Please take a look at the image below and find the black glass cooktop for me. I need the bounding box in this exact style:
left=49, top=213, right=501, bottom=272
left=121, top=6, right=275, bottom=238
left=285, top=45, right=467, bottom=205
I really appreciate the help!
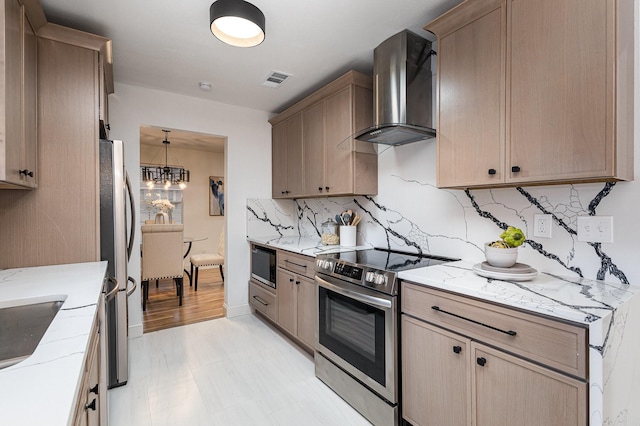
left=327, top=248, right=457, bottom=272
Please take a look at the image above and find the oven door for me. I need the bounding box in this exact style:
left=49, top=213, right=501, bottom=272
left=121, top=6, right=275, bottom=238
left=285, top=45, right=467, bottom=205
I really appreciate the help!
left=315, top=273, right=397, bottom=403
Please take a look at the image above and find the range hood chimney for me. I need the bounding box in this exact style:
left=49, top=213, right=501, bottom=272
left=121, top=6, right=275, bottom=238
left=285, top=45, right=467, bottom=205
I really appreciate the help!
left=355, top=30, right=436, bottom=146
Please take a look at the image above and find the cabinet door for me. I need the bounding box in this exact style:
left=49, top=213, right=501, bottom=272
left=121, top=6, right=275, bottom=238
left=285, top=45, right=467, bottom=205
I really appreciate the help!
left=3, top=0, right=22, bottom=185
left=324, top=87, right=353, bottom=195
left=401, top=315, right=471, bottom=426
left=22, top=11, right=37, bottom=187
left=285, top=113, right=303, bottom=198
left=431, top=0, right=506, bottom=188
left=86, top=333, right=100, bottom=426
left=272, top=114, right=303, bottom=198
left=472, top=342, right=586, bottom=426
left=276, top=268, right=296, bottom=335
left=507, top=0, right=613, bottom=182
left=296, top=275, right=316, bottom=349
left=302, top=102, right=325, bottom=196
left=271, top=121, right=288, bottom=198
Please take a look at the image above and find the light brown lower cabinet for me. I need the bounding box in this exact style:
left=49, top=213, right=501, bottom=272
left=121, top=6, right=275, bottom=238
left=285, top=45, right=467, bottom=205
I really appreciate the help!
left=473, top=343, right=586, bottom=426
left=73, top=316, right=101, bottom=426
left=249, top=280, right=277, bottom=323
left=249, top=248, right=317, bottom=352
left=276, top=268, right=316, bottom=350
left=402, top=316, right=471, bottom=426
left=401, top=315, right=587, bottom=426
left=401, top=281, right=587, bottom=426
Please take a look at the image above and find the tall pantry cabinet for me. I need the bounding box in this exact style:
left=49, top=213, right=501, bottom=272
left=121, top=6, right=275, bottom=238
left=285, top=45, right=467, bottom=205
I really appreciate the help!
left=0, top=22, right=112, bottom=269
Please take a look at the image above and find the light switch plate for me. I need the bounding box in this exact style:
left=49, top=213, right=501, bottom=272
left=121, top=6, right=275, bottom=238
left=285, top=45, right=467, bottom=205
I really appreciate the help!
left=577, top=216, right=613, bottom=243
left=533, top=214, right=552, bottom=238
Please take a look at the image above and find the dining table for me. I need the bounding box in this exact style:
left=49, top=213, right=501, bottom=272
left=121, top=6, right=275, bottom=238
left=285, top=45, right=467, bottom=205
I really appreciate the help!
left=183, top=236, right=207, bottom=283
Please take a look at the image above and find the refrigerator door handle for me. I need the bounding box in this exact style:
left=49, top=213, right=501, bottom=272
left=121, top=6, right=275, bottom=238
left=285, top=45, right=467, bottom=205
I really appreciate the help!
left=126, top=276, right=137, bottom=297
left=104, top=277, right=119, bottom=302
left=125, top=172, right=136, bottom=262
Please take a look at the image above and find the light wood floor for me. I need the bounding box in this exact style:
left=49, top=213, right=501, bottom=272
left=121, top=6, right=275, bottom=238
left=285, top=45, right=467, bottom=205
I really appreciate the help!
left=142, top=267, right=225, bottom=333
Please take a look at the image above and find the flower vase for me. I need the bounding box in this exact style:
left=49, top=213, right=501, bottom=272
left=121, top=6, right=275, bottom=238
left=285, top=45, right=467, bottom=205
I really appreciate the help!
left=154, top=212, right=169, bottom=224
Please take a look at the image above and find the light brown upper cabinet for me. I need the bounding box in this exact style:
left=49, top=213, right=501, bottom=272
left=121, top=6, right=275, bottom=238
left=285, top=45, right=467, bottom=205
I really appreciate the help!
left=0, top=0, right=38, bottom=189
left=272, top=112, right=303, bottom=198
left=270, top=70, right=378, bottom=199
left=427, top=0, right=634, bottom=189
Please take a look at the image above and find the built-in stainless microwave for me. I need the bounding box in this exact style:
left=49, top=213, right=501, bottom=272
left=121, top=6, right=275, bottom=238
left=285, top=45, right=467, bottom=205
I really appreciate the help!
left=251, top=244, right=276, bottom=288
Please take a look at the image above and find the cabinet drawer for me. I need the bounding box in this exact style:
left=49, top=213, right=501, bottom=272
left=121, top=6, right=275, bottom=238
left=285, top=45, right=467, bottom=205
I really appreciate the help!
left=401, top=282, right=588, bottom=379
left=249, top=280, right=277, bottom=322
left=277, top=251, right=315, bottom=279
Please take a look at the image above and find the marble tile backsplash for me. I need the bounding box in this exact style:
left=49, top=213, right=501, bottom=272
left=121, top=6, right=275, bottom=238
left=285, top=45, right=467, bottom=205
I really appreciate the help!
left=248, top=144, right=638, bottom=285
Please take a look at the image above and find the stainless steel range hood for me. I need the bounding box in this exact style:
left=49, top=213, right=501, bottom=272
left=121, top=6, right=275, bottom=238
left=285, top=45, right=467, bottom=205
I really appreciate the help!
left=355, top=30, right=436, bottom=146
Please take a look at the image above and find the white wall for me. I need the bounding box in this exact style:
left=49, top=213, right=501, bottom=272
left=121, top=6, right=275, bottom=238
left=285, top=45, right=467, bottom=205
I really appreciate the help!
left=109, top=83, right=272, bottom=336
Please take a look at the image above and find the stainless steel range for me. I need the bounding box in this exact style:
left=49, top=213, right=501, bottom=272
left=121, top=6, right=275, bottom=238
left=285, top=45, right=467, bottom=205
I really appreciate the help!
left=314, top=248, right=456, bottom=425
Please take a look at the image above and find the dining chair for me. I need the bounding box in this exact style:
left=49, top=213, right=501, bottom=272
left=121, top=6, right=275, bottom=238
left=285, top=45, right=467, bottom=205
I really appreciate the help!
left=141, top=224, right=185, bottom=310
left=189, top=231, right=224, bottom=291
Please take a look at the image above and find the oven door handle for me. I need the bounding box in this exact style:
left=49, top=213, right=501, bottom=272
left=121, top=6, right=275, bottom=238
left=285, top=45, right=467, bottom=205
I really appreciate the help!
left=315, top=275, right=392, bottom=309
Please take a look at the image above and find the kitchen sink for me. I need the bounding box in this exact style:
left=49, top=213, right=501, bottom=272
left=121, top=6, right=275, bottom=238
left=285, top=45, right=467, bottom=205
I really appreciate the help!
left=0, top=296, right=66, bottom=370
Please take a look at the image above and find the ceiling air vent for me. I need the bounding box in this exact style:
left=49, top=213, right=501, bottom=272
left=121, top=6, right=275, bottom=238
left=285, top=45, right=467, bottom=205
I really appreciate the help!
left=262, top=71, right=292, bottom=88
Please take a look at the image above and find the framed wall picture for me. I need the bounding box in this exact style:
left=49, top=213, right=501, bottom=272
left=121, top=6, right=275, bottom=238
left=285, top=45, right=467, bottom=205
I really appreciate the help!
left=209, top=176, right=224, bottom=216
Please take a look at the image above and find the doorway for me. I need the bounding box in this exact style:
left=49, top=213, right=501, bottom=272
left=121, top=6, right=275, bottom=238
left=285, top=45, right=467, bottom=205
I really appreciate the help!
left=139, top=125, right=226, bottom=333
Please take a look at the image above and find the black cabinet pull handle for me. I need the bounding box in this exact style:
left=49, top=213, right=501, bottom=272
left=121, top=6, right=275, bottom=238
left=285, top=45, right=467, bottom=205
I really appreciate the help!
left=295, top=280, right=300, bottom=285
left=511, top=166, right=521, bottom=173
left=85, top=399, right=97, bottom=411
left=318, top=187, right=323, bottom=191
left=89, top=384, right=99, bottom=394
left=289, top=278, right=294, bottom=282
left=325, top=186, right=330, bottom=190
left=453, top=345, right=462, bottom=354
left=477, top=357, right=487, bottom=367
left=431, top=306, right=517, bottom=336
left=488, top=168, right=496, bottom=175
left=281, top=191, right=286, bottom=194
left=252, top=295, right=269, bottom=306
left=19, top=169, right=34, bottom=177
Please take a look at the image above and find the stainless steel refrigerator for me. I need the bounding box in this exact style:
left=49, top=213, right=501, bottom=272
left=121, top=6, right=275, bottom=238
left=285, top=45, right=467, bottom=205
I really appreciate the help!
left=99, top=139, right=136, bottom=388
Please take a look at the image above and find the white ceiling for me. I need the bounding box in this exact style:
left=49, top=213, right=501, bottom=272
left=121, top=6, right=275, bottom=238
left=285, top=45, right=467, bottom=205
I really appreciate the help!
left=38, top=0, right=462, bottom=116
left=139, top=126, right=225, bottom=153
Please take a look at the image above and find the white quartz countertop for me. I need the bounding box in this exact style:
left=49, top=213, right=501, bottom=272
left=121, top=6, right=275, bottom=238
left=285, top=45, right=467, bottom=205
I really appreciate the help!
left=398, top=260, right=639, bottom=325
left=0, top=261, right=108, bottom=426
left=248, top=235, right=371, bottom=256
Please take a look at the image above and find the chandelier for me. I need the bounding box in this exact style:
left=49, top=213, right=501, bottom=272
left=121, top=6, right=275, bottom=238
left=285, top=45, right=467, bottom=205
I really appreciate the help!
left=141, top=130, right=190, bottom=190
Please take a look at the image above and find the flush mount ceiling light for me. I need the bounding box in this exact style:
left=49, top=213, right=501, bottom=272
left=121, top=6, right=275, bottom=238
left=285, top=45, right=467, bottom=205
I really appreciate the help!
left=141, top=130, right=190, bottom=190
left=209, top=0, right=265, bottom=47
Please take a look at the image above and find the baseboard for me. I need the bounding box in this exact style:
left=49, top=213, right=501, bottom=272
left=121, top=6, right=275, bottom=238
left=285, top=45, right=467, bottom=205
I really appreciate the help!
left=128, top=323, right=143, bottom=338
left=225, top=302, right=252, bottom=318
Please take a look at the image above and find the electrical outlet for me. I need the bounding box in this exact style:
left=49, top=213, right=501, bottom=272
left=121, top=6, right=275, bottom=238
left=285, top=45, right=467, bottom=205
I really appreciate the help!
left=533, top=214, right=552, bottom=238
left=577, top=216, right=613, bottom=243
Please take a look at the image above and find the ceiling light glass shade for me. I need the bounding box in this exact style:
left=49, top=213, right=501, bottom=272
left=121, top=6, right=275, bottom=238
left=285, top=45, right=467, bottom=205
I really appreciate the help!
left=210, top=0, right=265, bottom=47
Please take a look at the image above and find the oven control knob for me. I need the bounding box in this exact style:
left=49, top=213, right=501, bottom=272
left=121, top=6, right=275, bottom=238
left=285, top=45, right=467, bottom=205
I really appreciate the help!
left=374, top=273, right=386, bottom=286
left=316, top=259, right=332, bottom=271
left=365, top=272, right=375, bottom=282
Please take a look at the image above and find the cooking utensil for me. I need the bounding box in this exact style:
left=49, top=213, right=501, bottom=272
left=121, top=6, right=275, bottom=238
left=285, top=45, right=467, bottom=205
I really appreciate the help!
left=335, top=214, right=344, bottom=225
left=352, top=214, right=361, bottom=226
left=341, top=213, right=351, bottom=226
